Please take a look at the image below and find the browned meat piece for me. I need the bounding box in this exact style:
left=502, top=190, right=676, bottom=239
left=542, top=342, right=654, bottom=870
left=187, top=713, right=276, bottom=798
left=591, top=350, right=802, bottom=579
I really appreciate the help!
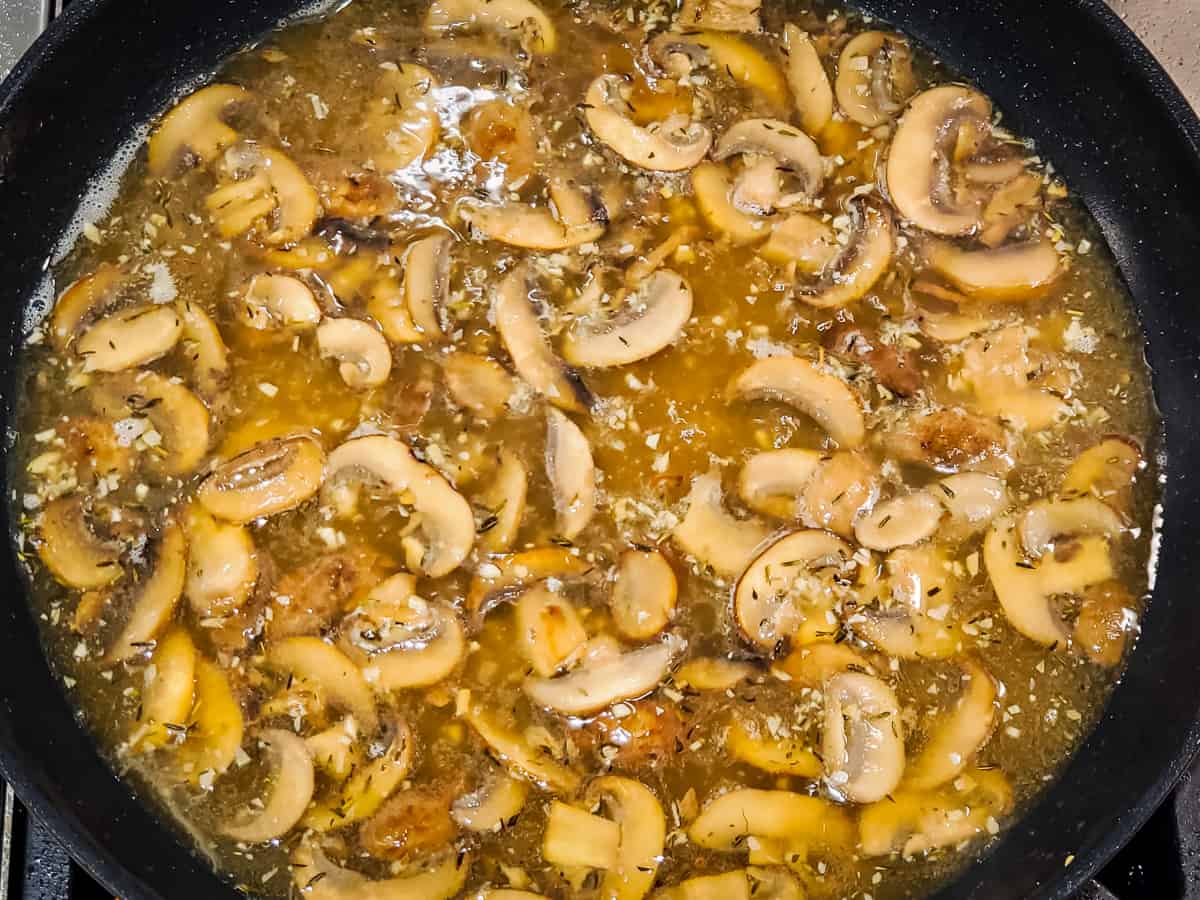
left=263, top=549, right=388, bottom=641
left=1075, top=580, right=1135, bottom=668
left=573, top=698, right=686, bottom=770
left=888, top=408, right=1012, bottom=474
left=823, top=321, right=923, bottom=397
left=359, top=781, right=460, bottom=861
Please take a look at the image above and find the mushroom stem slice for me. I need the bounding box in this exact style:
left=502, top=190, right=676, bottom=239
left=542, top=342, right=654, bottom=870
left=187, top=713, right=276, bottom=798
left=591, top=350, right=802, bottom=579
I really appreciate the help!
left=50, top=264, right=124, bottom=350
left=730, top=356, right=866, bottom=448
left=545, top=407, right=596, bottom=541
left=688, top=789, right=854, bottom=850
left=543, top=802, right=621, bottom=870
left=461, top=699, right=581, bottom=792
left=77, top=304, right=182, bottom=373
left=737, top=449, right=823, bottom=518
left=403, top=233, right=453, bottom=341
left=37, top=495, right=123, bottom=589
left=494, top=264, right=593, bottom=413
left=515, top=583, right=587, bottom=677
left=886, top=86, right=992, bottom=236
left=317, top=318, right=393, bottom=390
left=199, top=435, right=325, bottom=525
left=854, top=491, right=943, bottom=551
left=610, top=548, right=678, bottom=641
left=523, top=635, right=683, bottom=716
left=223, top=729, right=315, bottom=843
left=904, top=659, right=997, bottom=790
left=290, top=844, right=471, bottom=900
left=105, top=521, right=187, bottom=663
left=584, top=775, right=667, bottom=900
left=822, top=672, right=905, bottom=803
left=784, top=25, right=833, bottom=135
left=713, top=118, right=825, bottom=198
left=174, top=658, right=245, bottom=783
left=476, top=448, right=528, bottom=553
left=923, top=238, right=1064, bottom=302
left=562, top=270, right=693, bottom=368
left=796, top=197, right=895, bottom=308
left=671, top=471, right=771, bottom=576
left=265, top=636, right=379, bottom=733
left=325, top=435, right=476, bottom=577
left=584, top=75, right=712, bottom=172
left=733, top=529, right=853, bottom=653
left=148, top=84, right=250, bottom=177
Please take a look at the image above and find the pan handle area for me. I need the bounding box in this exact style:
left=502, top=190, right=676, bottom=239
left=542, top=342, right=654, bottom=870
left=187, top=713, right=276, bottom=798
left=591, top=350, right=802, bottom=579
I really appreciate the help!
left=0, top=0, right=51, bottom=81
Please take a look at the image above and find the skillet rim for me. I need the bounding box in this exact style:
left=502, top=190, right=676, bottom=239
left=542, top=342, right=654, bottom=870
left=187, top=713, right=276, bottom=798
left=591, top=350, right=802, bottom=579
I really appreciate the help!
left=0, top=1, right=1197, bottom=899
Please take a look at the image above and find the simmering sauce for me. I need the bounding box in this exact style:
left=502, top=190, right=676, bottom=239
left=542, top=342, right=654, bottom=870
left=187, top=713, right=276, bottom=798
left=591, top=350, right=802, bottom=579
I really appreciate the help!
left=11, top=0, right=1159, bottom=897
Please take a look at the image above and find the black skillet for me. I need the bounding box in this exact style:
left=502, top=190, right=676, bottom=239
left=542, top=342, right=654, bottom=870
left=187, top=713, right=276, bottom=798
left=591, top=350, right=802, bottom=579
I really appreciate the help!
left=1, top=1, right=1199, bottom=898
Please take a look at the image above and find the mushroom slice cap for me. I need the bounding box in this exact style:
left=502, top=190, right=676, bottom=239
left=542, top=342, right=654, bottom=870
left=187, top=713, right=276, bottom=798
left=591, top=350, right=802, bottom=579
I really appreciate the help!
left=737, top=448, right=823, bottom=518
left=611, top=548, right=678, bottom=641
left=148, top=84, right=250, bottom=177
left=291, top=844, right=470, bottom=900
left=105, top=521, right=187, bottom=663
left=425, top=0, right=556, bottom=52
left=886, top=86, right=992, bottom=236
left=691, top=161, right=770, bottom=245
left=713, top=118, right=825, bottom=197
left=443, top=353, right=517, bottom=420
left=37, top=495, right=122, bottom=589
left=223, top=729, right=315, bottom=843
left=730, top=356, right=866, bottom=448
left=464, top=200, right=604, bottom=250
left=803, top=450, right=879, bottom=537
left=904, top=659, right=997, bottom=790
left=760, top=212, right=838, bottom=271
left=183, top=505, right=258, bottom=619
left=403, top=233, right=453, bottom=340
left=935, top=472, right=1009, bottom=538
left=325, top=435, right=475, bottom=577
left=50, top=264, right=124, bottom=350
left=733, top=529, right=853, bottom=652
left=855, top=608, right=962, bottom=661
left=302, top=720, right=414, bottom=830
left=561, top=270, right=693, bottom=368
left=545, top=408, right=596, bottom=540
left=90, top=373, right=211, bottom=477
left=773, top=640, right=873, bottom=688
left=649, top=31, right=788, bottom=109
left=515, top=583, right=587, bottom=677
left=174, top=658, right=245, bottom=782
left=1063, top=436, right=1142, bottom=507
left=796, top=197, right=895, bottom=308
left=369, top=63, right=441, bottom=171
left=924, top=238, right=1064, bottom=302
left=1018, top=496, right=1125, bottom=559
left=260, top=149, right=320, bottom=246
left=199, top=435, right=325, bottom=524
left=242, top=274, right=321, bottom=330
left=584, top=75, right=712, bottom=172
left=452, top=769, right=529, bottom=832
left=688, top=789, right=853, bottom=850
left=854, top=490, right=943, bottom=551
left=461, top=700, right=580, bottom=792
left=466, top=545, right=591, bottom=621
left=726, top=720, right=822, bottom=777
left=674, top=657, right=756, bottom=692
left=369, top=274, right=425, bottom=344
left=523, top=635, right=682, bottom=716
left=671, top=471, right=770, bottom=576
left=835, top=31, right=915, bottom=127
left=77, top=304, right=182, bottom=373
left=317, top=318, right=393, bottom=389
left=584, top=775, right=666, bottom=900
left=494, top=264, right=593, bottom=413
left=543, top=801, right=621, bottom=869
left=265, top=636, right=379, bottom=732
left=784, top=25, right=833, bottom=135
left=822, top=671, right=905, bottom=803
left=133, top=627, right=197, bottom=750
left=476, top=448, right=527, bottom=552
left=177, top=301, right=230, bottom=397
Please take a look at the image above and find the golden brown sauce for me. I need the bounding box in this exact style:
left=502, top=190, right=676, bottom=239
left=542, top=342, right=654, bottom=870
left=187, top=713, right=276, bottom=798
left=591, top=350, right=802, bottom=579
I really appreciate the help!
left=11, top=0, right=1160, bottom=897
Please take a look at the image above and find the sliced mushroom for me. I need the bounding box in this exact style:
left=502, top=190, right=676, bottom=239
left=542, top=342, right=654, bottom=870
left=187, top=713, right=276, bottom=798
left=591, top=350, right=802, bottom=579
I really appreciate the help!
left=174, top=658, right=245, bottom=782
left=610, top=548, right=678, bottom=641
left=367, top=63, right=441, bottom=171
left=726, top=720, right=822, bottom=777
left=835, top=32, right=915, bottom=127
left=648, top=31, right=786, bottom=107
left=37, top=495, right=123, bottom=589
left=730, top=356, right=866, bottom=448
left=461, top=698, right=580, bottom=792
left=475, top=448, right=527, bottom=552
left=934, top=472, right=1009, bottom=539
left=822, top=671, right=905, bottom=803
left=759, top=212, right=838, bottom=271
left=688, top=789, right=853, bottom=851
left=783, top=25, right=833, bottom=135
left=713, top=118, right=825, bottom=199
left=561, top=270, right=693, bottom=368
left=50, top=264, right=124, bottom=350
left=524, top=635, right=681, bottom=716
left=176, top=301, right=230, bottom=398
left=543, top=801, right=621, bottom=870
left=76, top=304, right=181, bottom=373
left=886, top=86, right=993, bottom=236
left=223, top=729, right=315, bottom=843
left=584, top=776, right=666, bottom=899
left=325, top=435, right=475, bottom=577
left=464, top=99, right=538, bottom=184
left=674, top=657, right=756, bottom=692
left=105, top=520, right=187, bottom=663
left=147, top=84, right=250, bottom=177
left=453, top=770, right=529, bottom=836
left=923, top=238, right=1064, bottom=302
left=425, top=0, right=556, bottom=53
left=1075, top=580, right=1137, bottom=667
left=984, top=517, right=1115, bottom=646
left=692, top=161, right=770, bottom=245
left=317, top=318, right=393, bottom=390
left=205, top=148, right=319, bottom=246
left=466, top=545, right=591, bottom=621
left=773, top=640, right=873, bottom=688
left=369, top=274, right=425, bottom=344
left=854, top=491, right=942, bottom=551
left=887, top=407, right=1012, bottom=475
left=464, top=187, right=604, bottom=250
left=583, top=75, right=712, bottom=172
left=291, top=844, right=470, bottom=900
left=265, top=636, right=378, bottom=732
left=796, top=197, right=895, bottom=308
left=855, top=606, right=962, bottom=661
left=671, top=471, right=770, bottom=576
left=403, top=233, right=453, bottom=341
left=904, top=659, right=997, bottom=790
left=960, top=325, right=1068, bottom=432
left=442, top=353, right=516, bottom=420
left=545, top=408, right=596, bottom=540
left=305, top=719, right=357, bottom=780
left=737, top=449, right=823, bottom=518
left=183, top=505, right=257, bottom=620
left=734, top=530, right=853, bottom=652
left=199, top=435, right=325, bottom=524
left=303, top=720, right=414, bottom=830
left=241, top=274, right=321, bottom=330
left=1063, top=436, right=1142, bottom=509
left=1018, top=496, right=1125, bottom=559
left=133, top=627, right=197, bottom=750
left=494, top=264, right=593, bottom=413
left=802, top=450, right=880, bottom=537
left=90, top=373, right=211, bottom=477
left=514, top=583, right=587, bottom=677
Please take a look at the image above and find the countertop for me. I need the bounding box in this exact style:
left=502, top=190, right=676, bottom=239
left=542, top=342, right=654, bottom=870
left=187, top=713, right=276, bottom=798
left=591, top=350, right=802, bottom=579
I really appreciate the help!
left=1106, top=0, right=1200, bottom=109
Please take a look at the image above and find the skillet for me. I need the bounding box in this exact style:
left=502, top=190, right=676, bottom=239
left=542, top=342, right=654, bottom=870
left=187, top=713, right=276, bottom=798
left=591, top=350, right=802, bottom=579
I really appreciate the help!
left=1, top=1, right=1199, bottom=898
